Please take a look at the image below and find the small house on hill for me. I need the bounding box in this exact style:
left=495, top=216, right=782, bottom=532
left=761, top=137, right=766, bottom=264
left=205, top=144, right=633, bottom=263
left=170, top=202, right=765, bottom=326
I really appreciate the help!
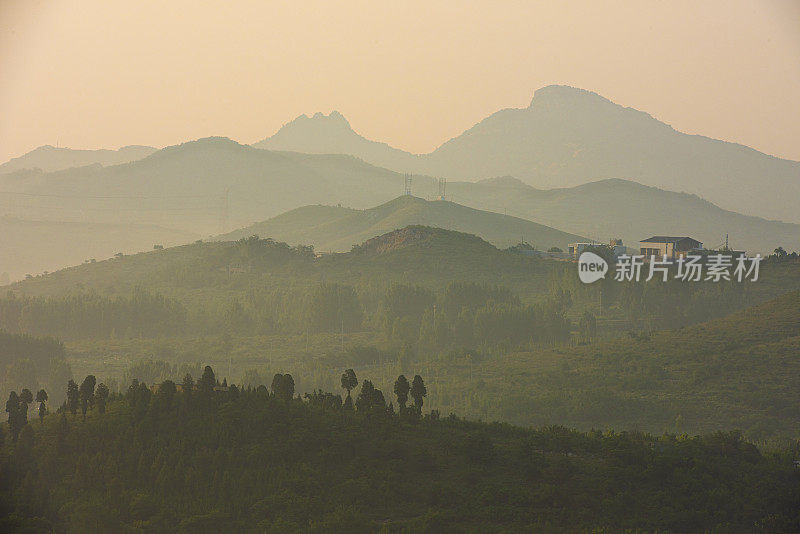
left=639, top=236, right=703, bottom=259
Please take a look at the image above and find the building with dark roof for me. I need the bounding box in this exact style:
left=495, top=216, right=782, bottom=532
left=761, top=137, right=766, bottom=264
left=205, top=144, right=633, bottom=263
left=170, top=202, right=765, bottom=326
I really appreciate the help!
left=639, top=236, right=703, bottom=258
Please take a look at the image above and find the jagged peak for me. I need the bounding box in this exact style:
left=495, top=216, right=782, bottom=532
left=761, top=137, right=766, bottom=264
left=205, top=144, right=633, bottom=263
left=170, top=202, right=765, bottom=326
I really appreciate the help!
left=285, top=110, right=352, bottom=130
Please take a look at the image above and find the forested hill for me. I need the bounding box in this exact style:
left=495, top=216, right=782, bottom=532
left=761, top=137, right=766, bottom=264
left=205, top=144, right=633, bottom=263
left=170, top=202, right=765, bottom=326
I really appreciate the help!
left=216, top=195, right=586, bottom=253
left=1, top=366, right=798, bottom=532
left=441, top=290, right=800, bottom=439
left=6, top=226, right=556, bottom=300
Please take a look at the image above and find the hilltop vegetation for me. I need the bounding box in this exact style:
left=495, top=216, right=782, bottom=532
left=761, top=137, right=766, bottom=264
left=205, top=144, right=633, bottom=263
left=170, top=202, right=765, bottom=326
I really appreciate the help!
left=1, top=365, right=798, bottom=532
left=217, top=195, right=585, bottom=253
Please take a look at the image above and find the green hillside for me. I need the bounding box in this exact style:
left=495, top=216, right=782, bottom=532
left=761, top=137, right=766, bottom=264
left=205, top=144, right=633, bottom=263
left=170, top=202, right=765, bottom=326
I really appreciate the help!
left=416, top=290, right=800, bottom=439
left=217, top=195, right=586, bottom=253
left=3, top=226, right=800, bottom=440
left=5, top=226, right=555, bottom=301
left=2, top=370, right=798, bottom=532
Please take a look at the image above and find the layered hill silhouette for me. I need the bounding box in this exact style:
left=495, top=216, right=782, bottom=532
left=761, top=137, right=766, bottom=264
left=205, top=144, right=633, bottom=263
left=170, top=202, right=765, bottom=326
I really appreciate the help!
left=0, top=144, right=157, bottom=174
left=7, top=226, right=558, bottom=302
left=0, top=217, right=199, bottom=282
left=1, top=136, right=797, bottom=282
left=0, top=137, right=436, bottom=235
left=216, top=195, right=585, bottom=252
left=255, top=85, right=800, bottom=224
left=447, top=177, right=800, bottom=255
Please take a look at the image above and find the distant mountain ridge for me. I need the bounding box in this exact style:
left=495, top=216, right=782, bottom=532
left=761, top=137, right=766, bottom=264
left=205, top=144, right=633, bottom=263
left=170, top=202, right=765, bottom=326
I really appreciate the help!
left=215, top=195, right=586, bottom=252
left=0, top=216, right=199, bottom=282
left=1, top=136, right=797, bottom=278
left=254, top=85, right=800, bottom=224
left=255, top=111, right=420, bottom=173
left=0, top=137, right=433, bottom=234
left=446, top=177, right=800, bottom=255
left=0, top=144, right=157, bottom=174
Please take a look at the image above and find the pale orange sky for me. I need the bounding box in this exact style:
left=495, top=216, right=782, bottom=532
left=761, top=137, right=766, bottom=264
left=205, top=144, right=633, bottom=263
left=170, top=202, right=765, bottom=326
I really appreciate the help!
left=1, top=0, right=799, bottom=164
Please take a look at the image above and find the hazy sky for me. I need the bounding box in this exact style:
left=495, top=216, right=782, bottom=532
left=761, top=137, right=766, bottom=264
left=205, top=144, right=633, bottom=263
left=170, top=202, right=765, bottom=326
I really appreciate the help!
left=1, top=0, right=799, bottom=164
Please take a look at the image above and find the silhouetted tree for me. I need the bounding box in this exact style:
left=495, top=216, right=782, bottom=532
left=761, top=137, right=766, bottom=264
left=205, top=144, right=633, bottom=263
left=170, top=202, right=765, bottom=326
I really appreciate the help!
left=5, top=391, right=21, bottom=442
left=355, top=380, right=386, bottom=414
left=199, top=366, right=216, bottom=392
left=134, top=382, right=152, bottom=419
left=277, top=374, right=295, bottom=402
left=158, top=380, right=177, bottom=410
left=16, top=389, right=32, bottom=434
left=79, top=375, right=96, bottom=421
left=35, top=389, right=48, bottom=424
left=372, top=388, right=386, bottom=412
left=393, top=375, right=410, bottom=410
left=126, top=379, right=140, bottom=407
left=271, top=373, right=284, bottom=395
left=198, top=366, right=216, bottom=407
left=66, top=380, right=79, bottom=416
left=95, top=383, right=110, bottom=414
left=181, top=373, right=194, bottom=405
left=356, top=380, right=375, bottom=412
left=341, top=369, right=357, bottom=402
left=410, top=375, right=427, bottom=410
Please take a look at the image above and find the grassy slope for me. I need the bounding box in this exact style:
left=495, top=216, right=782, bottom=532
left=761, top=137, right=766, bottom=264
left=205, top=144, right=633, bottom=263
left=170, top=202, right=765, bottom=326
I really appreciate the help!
left=217, top=195, right=586, bottom=252
left=429, top=291, right=800, bottom=439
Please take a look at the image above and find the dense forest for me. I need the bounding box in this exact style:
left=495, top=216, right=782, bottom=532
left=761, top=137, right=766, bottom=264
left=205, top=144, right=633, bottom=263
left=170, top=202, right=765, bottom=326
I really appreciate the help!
left=5, top=231, right=797, bottom=347
left=3, top=231, right=799, bottom=440
left=0, top=331, right=72, bottom=410
left=2, top=364, right=799, bottom=533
